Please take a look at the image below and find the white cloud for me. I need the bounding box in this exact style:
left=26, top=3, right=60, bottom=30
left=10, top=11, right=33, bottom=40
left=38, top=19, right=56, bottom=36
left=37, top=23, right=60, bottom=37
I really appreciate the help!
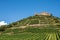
left=0, top=21, right=7, bottom=26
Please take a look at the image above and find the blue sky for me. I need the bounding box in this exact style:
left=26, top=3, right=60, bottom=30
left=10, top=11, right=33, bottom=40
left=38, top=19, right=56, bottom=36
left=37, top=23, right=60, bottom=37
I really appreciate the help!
left=0, top=0, right=60, bottom=24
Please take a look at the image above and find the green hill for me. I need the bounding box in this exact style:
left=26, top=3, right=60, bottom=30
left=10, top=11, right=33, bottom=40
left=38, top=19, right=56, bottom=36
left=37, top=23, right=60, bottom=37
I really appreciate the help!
left=0, top=12, right=60, bottom=40
left=7, top=12, right=60, bottom=28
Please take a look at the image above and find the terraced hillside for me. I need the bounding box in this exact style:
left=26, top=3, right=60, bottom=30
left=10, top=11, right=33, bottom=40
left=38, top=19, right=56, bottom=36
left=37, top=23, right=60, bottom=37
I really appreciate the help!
left=7, top=13, right=60, bottom=28
left=0, top=27, right=60, bottom=40
left=0, top=12, right=60, bottom=40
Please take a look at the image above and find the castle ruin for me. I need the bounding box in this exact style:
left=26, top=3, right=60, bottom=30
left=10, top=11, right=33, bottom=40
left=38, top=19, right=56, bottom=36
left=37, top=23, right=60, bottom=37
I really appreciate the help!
left=35, top=12, right=51, bottom=16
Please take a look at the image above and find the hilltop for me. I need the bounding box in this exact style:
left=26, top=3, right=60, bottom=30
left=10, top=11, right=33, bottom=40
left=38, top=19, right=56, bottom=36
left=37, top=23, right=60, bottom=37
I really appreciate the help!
left=6, top=12, right=60, bottom=28
left=0, top=12, right=60, bottom=31
left=0, top=12, right=60, bottom=40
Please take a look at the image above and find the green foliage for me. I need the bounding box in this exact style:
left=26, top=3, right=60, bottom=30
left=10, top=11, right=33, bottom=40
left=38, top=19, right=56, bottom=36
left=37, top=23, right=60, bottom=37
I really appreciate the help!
left=29, top=20, right=39, bottom=24
left=0, top=25, right=7, bottom=32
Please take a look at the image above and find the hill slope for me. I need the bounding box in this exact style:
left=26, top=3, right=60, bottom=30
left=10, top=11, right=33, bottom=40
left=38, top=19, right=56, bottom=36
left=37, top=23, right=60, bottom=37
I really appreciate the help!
left=0, top=12, right=60, bottom=40
left=7, top=12, right=60, bottom=28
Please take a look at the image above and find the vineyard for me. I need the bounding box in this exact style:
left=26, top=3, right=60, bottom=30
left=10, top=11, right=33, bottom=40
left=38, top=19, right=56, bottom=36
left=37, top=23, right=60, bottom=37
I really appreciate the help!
left=0, top=27, right=60, bottom=40
left=0, top=32, right=60, bottom=40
